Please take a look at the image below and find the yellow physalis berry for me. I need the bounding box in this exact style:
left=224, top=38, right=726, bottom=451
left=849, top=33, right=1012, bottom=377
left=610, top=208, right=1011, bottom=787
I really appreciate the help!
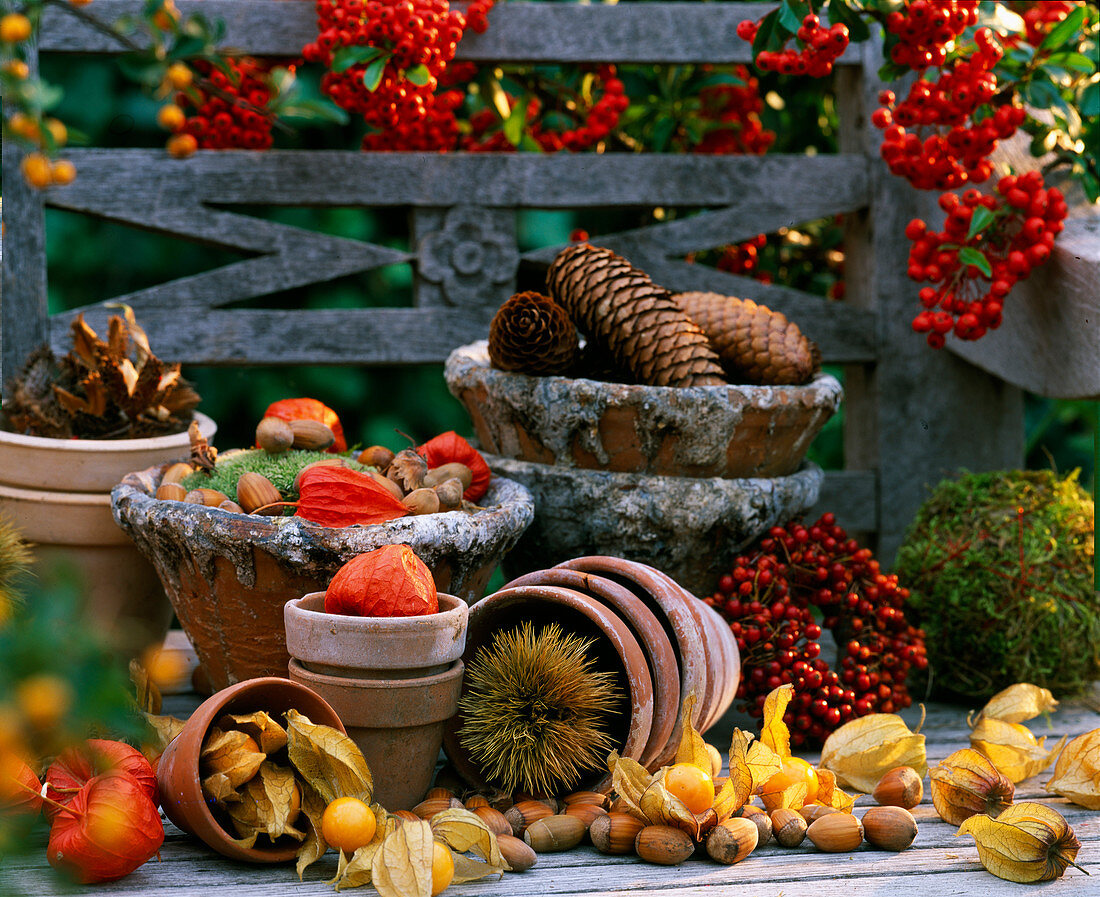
left=152, top=0, right=180, bottom=31
left=664, top=762, right=716, bottom=815
left=156, top=103, right=186, bottom=133
left=0, top=14, right=32, bottom=44
left=140, top=644, right=187, bottom=689
left=431, top=841, right=454, bottom=896
left=50, top=160, right=77, bottom=186
left=761, top=756, right=819, bottom=808
left=166, top=132, right=198, bottom=158
left=2, top=60, right=29, bottom=79
left=320, top=797, right=377, bottom=854
left=8, top=112, right=39, bottom=141
left=164, top=61, right=192, bottom=90
left=15, top=673, right=73, bottom=729
left=20, top=153, right=53, bottom=190
left=44, top=118, right=67, bottom=148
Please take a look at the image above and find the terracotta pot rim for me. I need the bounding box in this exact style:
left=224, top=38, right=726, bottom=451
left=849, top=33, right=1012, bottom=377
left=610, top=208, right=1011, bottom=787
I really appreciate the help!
left=288, top=591, right=467, bottom=629
left=0, top=411, right=215, bottom=452
left=288, top=657, right=465, bottom=693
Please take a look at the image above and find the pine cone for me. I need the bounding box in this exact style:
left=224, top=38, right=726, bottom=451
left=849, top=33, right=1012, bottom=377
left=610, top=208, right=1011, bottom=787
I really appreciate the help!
left=675, top=291, right=820, bottom=385
left=546, top=244, right=726, bottom=388
left=488, top=291, right=579, bottom=375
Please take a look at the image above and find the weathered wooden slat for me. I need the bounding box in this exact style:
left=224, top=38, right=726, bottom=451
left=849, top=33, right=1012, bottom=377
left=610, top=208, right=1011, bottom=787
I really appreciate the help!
left=49, top=307, right=496, bottom=365
left=37, top=1, right=859, bottom=66
left=54, top=149, right=870, bottom=210
left=947, top=215, right=1100, bottom=400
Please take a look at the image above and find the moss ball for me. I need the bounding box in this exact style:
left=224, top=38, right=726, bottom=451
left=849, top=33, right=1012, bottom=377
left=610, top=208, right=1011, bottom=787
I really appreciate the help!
left=895, top=469, right=1096, bottom=701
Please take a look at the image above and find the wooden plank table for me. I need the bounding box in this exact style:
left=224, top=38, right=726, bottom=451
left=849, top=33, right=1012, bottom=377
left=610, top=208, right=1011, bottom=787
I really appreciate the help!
left=4, top=685, right=1098, bottom=897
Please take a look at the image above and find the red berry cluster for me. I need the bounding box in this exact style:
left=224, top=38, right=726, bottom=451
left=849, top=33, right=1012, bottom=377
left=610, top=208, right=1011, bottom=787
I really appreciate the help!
left=180, top=59, right=274, bottom=150
left=885, top=0, right=979, bottom=70
left=716, top=234, right=770, bottom=278
left=874, top=29, right=1021, bottom=191
left=908, top=171, right=1069, bottom=347
left=736, top=14, right=849, bottom=78
left=463, top=66, right=628, bottom=153
left=693, top=65, right=775, bottom=155
left=704, top=514, right=927, bottom=747
left=302, top=0, right=493, bottom=151
left=1017, top=0, right=1082, bottom=47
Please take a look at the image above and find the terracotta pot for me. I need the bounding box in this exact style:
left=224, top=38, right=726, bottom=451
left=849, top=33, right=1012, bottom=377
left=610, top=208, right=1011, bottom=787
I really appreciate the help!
left=491, top=455, right=822, bottom=596
left=284, top=591, right=469, bottom=811
left=112, top=465, right=531, bottom=691
left=156, top=676, right=345, bottom=864
left=289, top=659, right=464, bottom=812
left=0, top=412, right=216, bottom=655
left=501, top=568, right=679, bottom=770
left=443, top=583, right=654, bottom=794
left=445, top=342, right=842, bottom=478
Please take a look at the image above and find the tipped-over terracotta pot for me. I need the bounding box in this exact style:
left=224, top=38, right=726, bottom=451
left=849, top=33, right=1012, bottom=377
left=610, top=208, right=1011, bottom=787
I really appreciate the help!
left=156, top=676, right=345, bottom=864
left=443, top=583, right=654, bottom=795
left=285, top=592, right=468, bottom=810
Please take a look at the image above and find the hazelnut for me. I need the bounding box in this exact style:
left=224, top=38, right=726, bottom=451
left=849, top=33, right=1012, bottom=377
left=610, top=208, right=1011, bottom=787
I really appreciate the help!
left=770, top=807, right=808, bottom=847
left=634, top=825, right=695, bottom=866
left=589, top=812, right=645, bottom=855
left=861, top=805, right=918, bottom=852
left=705, top=817, right=758, bottom=865
left=873, top=766, right=924, bottom=809
left=807, top=812, right=864, bottom=852
left=496, top=833, right=537, bottom=872
left=523, top=815, right=586, bottom=852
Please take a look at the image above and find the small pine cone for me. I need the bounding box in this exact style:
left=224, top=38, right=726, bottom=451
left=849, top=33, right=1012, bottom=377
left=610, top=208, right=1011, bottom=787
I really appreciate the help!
left=546, top=244, right=726, bottom=388
left=488, top=291, right=579, bottom=375
left=675, top=291, right=820, bottom=386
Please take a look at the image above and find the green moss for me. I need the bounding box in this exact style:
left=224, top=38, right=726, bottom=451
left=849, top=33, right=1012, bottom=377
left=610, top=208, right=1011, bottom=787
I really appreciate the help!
left=179, top=449, right=374, bottom=502
left=895, top=469, right=1097, bottom=701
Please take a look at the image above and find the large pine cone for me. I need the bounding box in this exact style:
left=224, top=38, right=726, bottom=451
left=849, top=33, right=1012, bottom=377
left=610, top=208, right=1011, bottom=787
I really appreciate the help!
left=546, top=244, right=726, bottom=388
left=488, top=291, right=579, bottom=376
left=675, top=291, right=820, bottom=385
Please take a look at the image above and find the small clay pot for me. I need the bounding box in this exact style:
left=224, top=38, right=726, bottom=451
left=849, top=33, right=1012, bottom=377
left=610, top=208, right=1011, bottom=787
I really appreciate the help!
left=443, top=583, right=654, bottom=794
left=284, top=592, right=468, bottom=679
left=156, top=677, right=345, bottom=864
left=288, top=660, right=464, bottom=812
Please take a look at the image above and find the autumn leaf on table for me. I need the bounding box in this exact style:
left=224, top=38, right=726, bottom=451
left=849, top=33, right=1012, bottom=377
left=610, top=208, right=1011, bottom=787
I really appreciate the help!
left=819, top=710, right=927, bottom=793
left=285, top=709, right=373, bottom=805
left=969, top=683, right=1058, bottom=726
left=929, top=748, right=1015, bottom=826
left=1046, top=728, right=1100, bottom=810
left=969, top=717, right=1066, bottom=784
left=957, top=802, right=1085, bottom=883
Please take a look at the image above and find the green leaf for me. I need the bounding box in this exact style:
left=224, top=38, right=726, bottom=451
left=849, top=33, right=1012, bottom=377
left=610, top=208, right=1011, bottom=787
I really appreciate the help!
left=1081, top=81, right=1100, bottom=118
left=695, top=73, right=747, bottom=90
left=827, top=0, right=871, bottom=43
left=966, top=206, right=997, bottom=241
left=958, top=247, right=993, bottom=278
left=751, top=8, right=781, bottom=56
left=502, top=99, right=525, bottom=147
left=1045, top=51, right=1097, bottom=74
left=1038, top=5, right=1087, bottom=53
left=333, top=45, right=386, bottom=74
left=651, top=115, right=675, bottom=152
left=278, top=99, right=350, bottom=125
left=404, top=64, right=430, bottom=87
left=169, top=35, right=208, bottom=61
left=362, top=56, right=386, bottom=92
left=115, top=55, right=164, bottom=88
left=778, top=0, right=810, bottom=37
left=518, top=132, right=543, bottom=153
left=878, top=60, right=909, bottom=82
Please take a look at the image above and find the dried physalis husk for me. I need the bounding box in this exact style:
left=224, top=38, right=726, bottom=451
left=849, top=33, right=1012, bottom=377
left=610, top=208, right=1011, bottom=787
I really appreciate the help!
left=819, top=711, right=927, bottom=794
left=957, top=802, right=1084, bottom=883
left=1045, top=728, right=1100, bottom=810
left=284, top=710, right=373, bottom=806
left=969, top=683, right=1058, bottom=727
left=969, top=717, right=1066, bottom=785
left=200, top=727, right=266, bottom=799
left=216, top=711, right=288, bottom=755
left=387, top=448, right=428, bottom=493
left=225, top=761, right=306, bottom=846
left=429, top=808, right=506, bottom=881
left=929, top=748, right=1015, bottom=826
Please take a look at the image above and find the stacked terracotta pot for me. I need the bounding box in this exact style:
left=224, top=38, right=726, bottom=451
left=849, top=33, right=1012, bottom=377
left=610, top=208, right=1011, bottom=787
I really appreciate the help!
left=443, top=556, right=739, bottom=793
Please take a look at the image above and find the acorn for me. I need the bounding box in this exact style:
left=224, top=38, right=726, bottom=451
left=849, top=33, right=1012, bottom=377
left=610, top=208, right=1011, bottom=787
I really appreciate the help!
left=705, top=817, right=758, bottom=865
left=873, top=766, right=923, bottom=810
left=218, top=500, right=245, bottom=514
left=161, top=462, right=194, bottom=486
left=740, top=805, right=772, bottom=846
left=289, top=418, right=335, bottom=451
left=861, top=806, right=917, bottom=852
left=563, top=791, right=611, bottom=811
left=236, top=472, right=281, bottom=514
left=505, top=800, right=555, bottom=837
left=434, top=477, right=465, bottom=511
left=156, top=482, right=187, bottom=501
left=800, top=804, right=840, bottom=824
left=497, top=834, right=537, bottom=872
left=357, top=445, right=395, bottom=470
left=424, top=462, right=474, bottom=491
left=185, top=488, right=230, bottom=507
left=807, top=812, right=864, bottom=852
left=634, top=825, right=695, bottom=865
left=564, top=802, right=607, bottom=831
left=473, top=805, right=512, bottom=837
left=589, top=812, right=646, bottom=855
left=523, top=815, right=586, bottom=852
left=770, top=808, right=807, bottom=847
left=403, top=487, right=441, bottom=515
left=255, top=416, right=294, bottom=454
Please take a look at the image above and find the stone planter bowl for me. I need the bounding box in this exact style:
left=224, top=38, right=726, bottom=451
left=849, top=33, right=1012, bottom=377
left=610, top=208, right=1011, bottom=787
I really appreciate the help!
left=284, top=592, right=468, bottom=810
left=445, top=342, right=842, bottom=479
left=156, top=676, right=346, bottom=864
left=490, top=455, right=823, bottom=596
left=112, top=466, right=532, bottom=692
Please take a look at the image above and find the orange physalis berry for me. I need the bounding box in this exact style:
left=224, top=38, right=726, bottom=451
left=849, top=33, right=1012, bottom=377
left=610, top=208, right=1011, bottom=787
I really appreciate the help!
left=431, top=841, right=455, bottom=896
left=166, top=132, right=198, bottom=158
left=320, top=797, right=377, bottom=854
left=2, top=60, right=29, bottom=79
left=156, top=104, right=186, bottom=132
left=0, top=14, right=32, bottom=43
left=664, top=762, right=716, bottom=815
left=50, top=160, right=76, bottom=186
left=164, top=62, right=192, bottom=90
